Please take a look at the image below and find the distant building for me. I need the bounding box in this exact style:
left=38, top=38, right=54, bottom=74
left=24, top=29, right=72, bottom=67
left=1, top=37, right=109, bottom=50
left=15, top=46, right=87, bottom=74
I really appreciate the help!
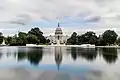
left=47, top=23, right=70, bottom=45
left=1, top=39, right=6, bottom=46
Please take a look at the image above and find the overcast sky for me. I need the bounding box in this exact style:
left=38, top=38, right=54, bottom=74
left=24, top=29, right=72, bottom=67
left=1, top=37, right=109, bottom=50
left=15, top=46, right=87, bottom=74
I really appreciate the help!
left=0, top=0, right=120, bottom=36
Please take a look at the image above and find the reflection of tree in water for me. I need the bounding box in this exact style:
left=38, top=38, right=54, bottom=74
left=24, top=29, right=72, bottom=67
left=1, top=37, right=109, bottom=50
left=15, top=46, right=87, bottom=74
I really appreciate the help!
left=17, top=47, right=43, bottom=65
left=27, top=49, right=43, bottom=65
left=70, top=47, right=97, bottom=61
left=71, top=47, right=77, bottom=60
left=78, top=48, right=97, bottom=61
left=0, top=53, right=2, bottom=60
left=17, top=52, right=26, bottom=61
left=102, top=48, right=118, bottom=64
left=54, top=47, right=62, bottom=70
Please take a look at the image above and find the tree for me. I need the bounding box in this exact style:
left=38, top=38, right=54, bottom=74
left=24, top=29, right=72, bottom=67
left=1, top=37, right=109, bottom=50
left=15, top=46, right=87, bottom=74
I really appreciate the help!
left=5, top=27, right=50, bottom=45
left=18, top=32, right=27, bottom=45
left=102, top=30, right=118, bottom=45
left=67, top=32, right=78, bottom=45
left=116, top=37, right=120, bottom=46
left=28, top=27, right=46, bottom=44
left=0, top=32, right=2, bottom=36
left=28, top=27, right=43, bottom=37
left=0, top=32, right=3, bottom=44
left=5, top=35, right=19, bottom=46
left=10, top=34, right=18, bottom=45
left=27, top=34, right=38, bottom=44
left=46, top=39, right=50, bottom=44
left=6, top=36, right=12, bottom=45
left=78, top=31, right=98, bottom=45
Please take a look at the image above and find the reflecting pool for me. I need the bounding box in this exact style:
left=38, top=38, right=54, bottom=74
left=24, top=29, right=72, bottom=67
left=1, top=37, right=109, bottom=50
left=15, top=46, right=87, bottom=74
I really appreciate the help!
left=0, top=46, right=120, bottom=80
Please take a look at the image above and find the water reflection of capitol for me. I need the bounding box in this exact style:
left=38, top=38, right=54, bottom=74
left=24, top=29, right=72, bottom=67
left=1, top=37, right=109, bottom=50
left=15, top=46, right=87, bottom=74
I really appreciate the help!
left=0, top=47, right=119, bottom=67
left=54, top=47, right=62, bottom=70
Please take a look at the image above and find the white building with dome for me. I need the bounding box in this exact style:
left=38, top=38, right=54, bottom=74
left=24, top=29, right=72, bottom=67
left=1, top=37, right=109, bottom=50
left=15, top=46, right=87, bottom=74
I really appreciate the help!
left=47, top=23, right=70, bottom=45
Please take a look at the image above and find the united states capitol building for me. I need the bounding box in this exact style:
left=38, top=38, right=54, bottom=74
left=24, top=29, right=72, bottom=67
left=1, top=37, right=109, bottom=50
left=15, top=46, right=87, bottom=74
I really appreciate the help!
left=47, top=23, right=70, bottom=45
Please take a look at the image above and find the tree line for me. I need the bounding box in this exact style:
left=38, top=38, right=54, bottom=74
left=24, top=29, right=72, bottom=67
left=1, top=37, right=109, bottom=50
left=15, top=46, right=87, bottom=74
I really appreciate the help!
left=67, top=30, right=119, bottom=46
left=0, top=27, right=50, bottom=46
left=0, top=27, right=120, bottom=46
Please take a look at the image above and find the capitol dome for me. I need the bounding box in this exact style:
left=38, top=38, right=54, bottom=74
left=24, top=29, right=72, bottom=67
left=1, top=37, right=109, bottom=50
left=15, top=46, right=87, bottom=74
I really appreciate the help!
left=55, top=23, right=63, bottom=34
left=55, top=27, right=63, bottom=34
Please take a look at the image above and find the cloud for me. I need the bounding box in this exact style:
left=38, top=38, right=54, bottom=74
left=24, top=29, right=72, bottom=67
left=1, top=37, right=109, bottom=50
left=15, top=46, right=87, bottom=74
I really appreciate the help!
left=84, top=16, right=101, bottom=23
left=0, top=0, right=120, bottom=36
left=9, top=14, right=32, bottom=25
left=0, top=0, right=117, bottom=22
left=0, top=0, right=100, bottom=22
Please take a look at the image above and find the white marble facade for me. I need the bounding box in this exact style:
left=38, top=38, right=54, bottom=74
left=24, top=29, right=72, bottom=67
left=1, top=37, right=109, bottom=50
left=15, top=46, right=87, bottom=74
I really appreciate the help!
left=47, top=23, right=69, bottom=45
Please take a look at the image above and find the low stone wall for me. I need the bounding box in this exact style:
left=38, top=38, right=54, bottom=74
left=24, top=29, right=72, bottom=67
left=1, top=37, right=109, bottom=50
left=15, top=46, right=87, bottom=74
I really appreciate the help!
left=96, top=46, right=120, bottom=48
